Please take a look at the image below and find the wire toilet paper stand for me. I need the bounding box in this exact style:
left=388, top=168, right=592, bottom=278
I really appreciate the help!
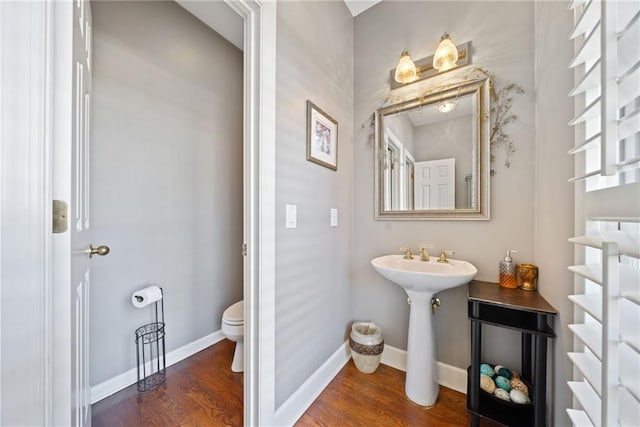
left=134, top=287, right=166, bottom=392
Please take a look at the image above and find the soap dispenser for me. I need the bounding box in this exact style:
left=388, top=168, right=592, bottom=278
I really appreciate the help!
left=499, top=250, right=518, bottom=288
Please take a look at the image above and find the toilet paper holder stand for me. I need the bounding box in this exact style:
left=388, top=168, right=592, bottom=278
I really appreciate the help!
left=134, top=287, right=166, bottom=392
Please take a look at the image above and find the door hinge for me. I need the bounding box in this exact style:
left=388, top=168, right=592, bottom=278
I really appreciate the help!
left=52, top=200, right=68, bottom=233
left=242, top=243, right=248, bottom=256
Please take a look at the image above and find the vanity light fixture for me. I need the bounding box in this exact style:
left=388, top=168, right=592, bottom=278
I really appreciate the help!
left=390, top=36, right=470, bottom=90
left=433, top=33, right=459, bottom=71
left=394, top=50, right=417, bottom=84
left=438, top=101, right=457, bottom=113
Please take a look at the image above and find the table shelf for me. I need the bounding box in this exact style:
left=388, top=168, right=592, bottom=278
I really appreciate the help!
left=467, top=281, right=557, bottom=427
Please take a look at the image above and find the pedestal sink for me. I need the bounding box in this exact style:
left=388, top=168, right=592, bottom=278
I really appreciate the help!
left=371, top=254, right=477, bottom=407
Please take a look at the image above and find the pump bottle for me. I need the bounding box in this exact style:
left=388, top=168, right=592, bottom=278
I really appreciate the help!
left=499, top=250, right=518, bottom=288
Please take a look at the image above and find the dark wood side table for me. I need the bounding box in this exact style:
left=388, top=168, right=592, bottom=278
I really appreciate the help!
left=467, top=280, right=557, bottom=427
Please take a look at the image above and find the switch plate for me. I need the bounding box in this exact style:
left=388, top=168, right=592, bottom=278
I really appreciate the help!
left=330, top=208, right=338, bottom=227
left=285, top=204, right=297, bottom=228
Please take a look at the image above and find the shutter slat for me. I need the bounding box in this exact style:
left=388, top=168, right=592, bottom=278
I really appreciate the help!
left=569, top=0, right=589, bottom=11
left=569, top=232, right=640, bottom=258
left=619, top=343, right=640, bottom=401
left=568, top=352, right=602, bottom=395
left=570, top=23, right=601, bottom=68
left=570, top=294, right=603, bottom=321
left=569, top=97, right=601, bottom=126
left=567, top=409, right=594, bottom=427
left=569, top=170, right=601, bottom=183
left=617, top=9, right=640, bottom=40
left=569, top=132, right=600, bottom=154
left=571, top=0, right=600, bottom=39
left=570, top=59, right=601, bottom=96
left=617, top=61, right=639, bottom=107
left=569, top=323, right=603, bottom=359
left=619, top=386, right=640, bottom=426
left=618, top=113, right=640, bottom=141
left=568, top=381, right=602, bottom=427
left=569, top=264, right=603, bottom=284
left=585, top=183, right=640, bottom=222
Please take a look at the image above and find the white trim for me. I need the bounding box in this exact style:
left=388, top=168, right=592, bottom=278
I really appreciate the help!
left=90, top=331, right=225, bottom=404
left=220, top=1, right=277, bottom=425
left=274, top=341, right=351, bottom=427
left=0, top=2, right=52, bottom=425
left=380, top=343, right=407, bottom=371
left=380, top=344, right=468, bottom=395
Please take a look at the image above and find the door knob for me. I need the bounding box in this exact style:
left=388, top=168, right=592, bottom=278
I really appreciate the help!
left=88, top=244, right=110, bottom=258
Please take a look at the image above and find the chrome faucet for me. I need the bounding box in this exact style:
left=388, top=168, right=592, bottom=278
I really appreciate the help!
left=437, top=249, right=455, bottom=263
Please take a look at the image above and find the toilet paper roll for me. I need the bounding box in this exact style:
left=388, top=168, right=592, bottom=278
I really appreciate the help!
left=131, top=285, right=163, bottom=308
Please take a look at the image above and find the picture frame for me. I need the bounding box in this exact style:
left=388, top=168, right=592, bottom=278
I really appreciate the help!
left=306, top=100, right=338, bottom=171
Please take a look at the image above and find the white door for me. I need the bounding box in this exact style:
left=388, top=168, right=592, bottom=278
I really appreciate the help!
left=71, top=1, right=94, bottom=424
left=414, top=158, right=455, bottom=210
left=53, top=1, right=99, bottom=425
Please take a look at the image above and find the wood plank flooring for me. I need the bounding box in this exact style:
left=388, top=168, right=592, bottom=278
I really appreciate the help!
left=92, top=339, right=243, bottom=427
left=92, top=340, right=487, bottom=426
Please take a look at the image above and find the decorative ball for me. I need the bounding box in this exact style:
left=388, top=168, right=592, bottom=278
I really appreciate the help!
left=510, top=389, right=531, bottom=404
left=480, top=374, right=496, bottom=393
left=498, top=367, right=512, bottom=380
left=495, top=376, right=512, bottom=391
left=494, top=388, right=511, bottom=401
left=511, top=370, right=520, bottom=379
left=480, top=364, right=495, bottom=377
left=494, top=364, right=504, bottom=375
left=510, top=378, right=529, bottom=396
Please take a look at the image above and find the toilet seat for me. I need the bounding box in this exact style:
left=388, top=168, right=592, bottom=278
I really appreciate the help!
left=222, top=300, right=243, bottom=326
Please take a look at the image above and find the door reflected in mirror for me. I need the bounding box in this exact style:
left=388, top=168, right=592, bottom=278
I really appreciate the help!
left=375, top=78, right=490, bottom=220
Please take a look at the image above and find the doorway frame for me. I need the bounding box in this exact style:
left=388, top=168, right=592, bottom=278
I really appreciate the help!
left=0, top=0, right=277, bottom=425
left=221, top=1, right=277, bottom=425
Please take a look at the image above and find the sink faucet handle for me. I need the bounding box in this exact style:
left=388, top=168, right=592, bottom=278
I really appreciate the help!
left=399, top=247, right=414, bottom=260
left=437, top=249, right=454, bottom=263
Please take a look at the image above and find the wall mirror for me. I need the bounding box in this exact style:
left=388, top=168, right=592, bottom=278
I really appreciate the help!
left=374, top=78, right=490, bottom=220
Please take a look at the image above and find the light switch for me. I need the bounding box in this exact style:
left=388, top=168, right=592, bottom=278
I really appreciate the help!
left=330, top=208, right=338, bottom=227
left=285, top=204, right=297, bottom=228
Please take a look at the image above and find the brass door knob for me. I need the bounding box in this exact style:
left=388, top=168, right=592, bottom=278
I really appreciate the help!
left=88, top=244, right=110, bottom=258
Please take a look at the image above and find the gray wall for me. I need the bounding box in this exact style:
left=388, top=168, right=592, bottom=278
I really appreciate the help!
left=90, top=1, right=243, bottom=386
left=354, top=1, right=536, bottom=371
left=275, top=1, right=354, bottom=409
left=533, top=3, right=574, bottom=426
left=413, top=115, right=473, bottom=208
left=385, top=113, right=415, bottom=155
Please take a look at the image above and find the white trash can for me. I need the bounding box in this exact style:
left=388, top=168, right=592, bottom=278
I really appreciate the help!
left=349, top=321, right=383, bottom=374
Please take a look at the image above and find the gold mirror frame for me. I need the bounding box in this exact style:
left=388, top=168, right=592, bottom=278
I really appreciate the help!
left=374, top=78, right=490, bottom=220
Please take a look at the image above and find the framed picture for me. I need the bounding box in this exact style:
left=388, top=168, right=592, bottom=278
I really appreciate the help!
left=306, top=100, right=338, bottom=171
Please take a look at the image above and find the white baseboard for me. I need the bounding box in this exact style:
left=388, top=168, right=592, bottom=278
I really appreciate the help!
left=380, top=344, right=467, bottom=395
left=274, top=341, right=351, bottom=427
left=90, top=330, right=225, bottom=404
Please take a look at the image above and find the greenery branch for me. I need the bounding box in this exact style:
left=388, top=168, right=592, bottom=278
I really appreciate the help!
left=469, top=67, right=524, bottom=168
left=366, top=66, right=524, bottom=171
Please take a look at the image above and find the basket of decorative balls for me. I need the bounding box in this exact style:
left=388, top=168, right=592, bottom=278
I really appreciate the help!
left=479, top=363, right=533, bottom=407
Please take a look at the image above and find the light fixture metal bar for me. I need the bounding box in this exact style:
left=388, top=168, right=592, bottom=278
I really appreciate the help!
left=389, top=41, right=471, bottom=90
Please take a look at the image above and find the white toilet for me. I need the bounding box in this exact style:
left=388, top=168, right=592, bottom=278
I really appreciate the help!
left=221, top=300, right=244, bottom=372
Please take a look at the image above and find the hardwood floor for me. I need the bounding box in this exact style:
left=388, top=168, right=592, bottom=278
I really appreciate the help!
left=93, top=340, right=486, bottom=426
left=296, top=362, right=488, bottom=427
left=92, top=339, right=243, bottom=427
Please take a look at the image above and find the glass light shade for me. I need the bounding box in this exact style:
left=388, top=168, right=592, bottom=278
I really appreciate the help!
left=433, top=33, right=459, bottom=71
left=394, top=50, right=417, bottom=84
left=438, top=101, right=457, bottom=113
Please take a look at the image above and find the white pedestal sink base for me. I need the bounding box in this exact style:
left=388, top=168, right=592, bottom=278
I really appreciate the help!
left=370, top=255, right=478, bottom=408
left=405, top=290, right=439, bottom=407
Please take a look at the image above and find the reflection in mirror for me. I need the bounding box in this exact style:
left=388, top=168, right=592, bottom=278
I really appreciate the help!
left=375, top=78, right=490, bottom=220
